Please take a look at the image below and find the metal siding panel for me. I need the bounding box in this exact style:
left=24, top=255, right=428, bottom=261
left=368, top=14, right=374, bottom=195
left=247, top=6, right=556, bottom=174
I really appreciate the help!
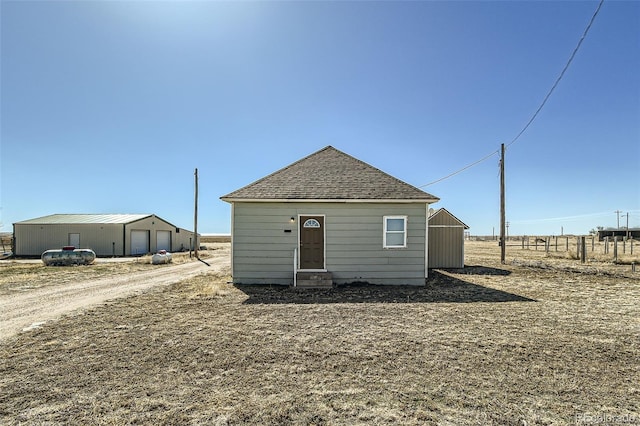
left=429, top=226, right=464, bottom=268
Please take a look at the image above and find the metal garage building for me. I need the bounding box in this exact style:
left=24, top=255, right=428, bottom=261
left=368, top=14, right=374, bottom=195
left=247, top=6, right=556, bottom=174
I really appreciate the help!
left=428, top=208, right=469, bottom=269
left=13, top=214, right=196, bottom=257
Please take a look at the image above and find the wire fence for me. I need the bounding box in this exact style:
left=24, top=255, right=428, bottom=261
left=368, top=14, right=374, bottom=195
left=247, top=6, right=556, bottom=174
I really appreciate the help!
left=470, top=234, right=638, bottom=270
left=515, top=235, right=636, bottom=267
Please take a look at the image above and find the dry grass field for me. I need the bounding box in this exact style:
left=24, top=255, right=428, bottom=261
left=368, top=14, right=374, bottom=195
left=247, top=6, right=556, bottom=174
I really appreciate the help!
left=1, top=240, right=638, bottom=425
left=0, top=250, right=218, bottom=296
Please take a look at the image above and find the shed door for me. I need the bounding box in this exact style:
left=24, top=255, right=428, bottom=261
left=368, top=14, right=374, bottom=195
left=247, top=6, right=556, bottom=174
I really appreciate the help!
left=131, top=230, right=149, bottom=256
left=299, top=216, right=324, bottom=270
left=157, top=230, right=171, bottom=252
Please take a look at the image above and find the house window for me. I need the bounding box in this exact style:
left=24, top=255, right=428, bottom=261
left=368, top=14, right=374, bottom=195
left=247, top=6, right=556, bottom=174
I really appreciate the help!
left=383, top=216, right=407, bottom=248
left=303, top=218, right=321, bottom=228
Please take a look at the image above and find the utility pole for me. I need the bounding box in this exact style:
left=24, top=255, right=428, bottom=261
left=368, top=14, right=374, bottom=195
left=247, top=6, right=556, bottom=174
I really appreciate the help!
left=194, top=168, right=199, bottom=259
left=626, top=212, right=629, bottom=239
left=621, top=212, right=629, bottom=229
left=621, top=212, right=629, bottom=238
left=614, top=210, right=622, bottom=229
left=500, top=143, right=506, bottom=264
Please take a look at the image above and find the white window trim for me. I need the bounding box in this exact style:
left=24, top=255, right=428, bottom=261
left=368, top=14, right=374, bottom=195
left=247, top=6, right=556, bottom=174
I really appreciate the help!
left=383, top=215, right=408, bottom=249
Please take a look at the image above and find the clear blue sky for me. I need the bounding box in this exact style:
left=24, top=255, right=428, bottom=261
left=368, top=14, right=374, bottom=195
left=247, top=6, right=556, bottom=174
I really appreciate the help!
left=2, top=0, right=639, bottom=236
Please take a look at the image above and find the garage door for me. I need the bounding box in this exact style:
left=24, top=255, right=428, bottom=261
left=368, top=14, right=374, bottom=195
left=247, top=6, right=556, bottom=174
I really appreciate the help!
left=157, top=230, right=171, bottom=252
left=131, top=230, right=149, bottom=256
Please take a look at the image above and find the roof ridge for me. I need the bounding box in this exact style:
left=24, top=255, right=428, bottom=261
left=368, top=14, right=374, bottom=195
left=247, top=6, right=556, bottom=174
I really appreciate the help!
left=331, top=147, right=428, bottom=194
left=221, top=146, right=439, bottom=201
left=429, top=208, right=469, bottom=229
left=221, top=146, right=335, bottom=198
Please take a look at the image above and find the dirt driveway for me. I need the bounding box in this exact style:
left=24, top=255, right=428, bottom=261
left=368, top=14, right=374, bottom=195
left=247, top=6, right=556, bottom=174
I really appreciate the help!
left=0, top=255, right=228, bottom=341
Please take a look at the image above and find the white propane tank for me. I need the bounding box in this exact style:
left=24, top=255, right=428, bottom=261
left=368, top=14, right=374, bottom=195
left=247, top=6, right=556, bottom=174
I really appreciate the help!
left=42, top=247, right=96, bottom=266
left=151, top=250, right=172, bottom=265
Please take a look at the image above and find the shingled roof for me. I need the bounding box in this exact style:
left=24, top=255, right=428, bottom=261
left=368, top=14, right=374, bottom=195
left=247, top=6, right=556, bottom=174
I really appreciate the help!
left=221, top=146, right=439, bottom=202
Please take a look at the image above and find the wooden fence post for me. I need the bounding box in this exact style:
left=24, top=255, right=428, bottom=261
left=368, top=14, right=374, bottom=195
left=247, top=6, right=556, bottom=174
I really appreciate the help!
left=566, top=236, right=569, bottom=252
left=604, top=237, right=609, bottom=254
left=614, top=236, right=618, bottom=262
left=577, top=237, right=581, bottom=259
left=591, top=236, right=594, bottom=252
left=581, top=236, right=586, bottom=263
left=535, top=238, right=538, bottom=251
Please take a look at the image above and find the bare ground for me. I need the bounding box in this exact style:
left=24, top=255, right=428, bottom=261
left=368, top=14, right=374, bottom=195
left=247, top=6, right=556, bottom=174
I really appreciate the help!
left=0, top=247, right=230, bottom=341
left=0, top=242, right=638, bottom=425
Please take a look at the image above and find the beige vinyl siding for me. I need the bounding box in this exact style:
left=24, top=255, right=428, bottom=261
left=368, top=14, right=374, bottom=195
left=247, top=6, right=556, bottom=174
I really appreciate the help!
left=231, top=202, right=428, bottom=286
left=232, top=204, right=298, bottom=284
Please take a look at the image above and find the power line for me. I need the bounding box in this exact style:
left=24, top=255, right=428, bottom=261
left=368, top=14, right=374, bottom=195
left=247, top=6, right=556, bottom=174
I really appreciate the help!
left=419, top=0, right=604, bottom=187
left=418, top=148, right=499, bottom=188
left=507, top=0, right=604, bottom=148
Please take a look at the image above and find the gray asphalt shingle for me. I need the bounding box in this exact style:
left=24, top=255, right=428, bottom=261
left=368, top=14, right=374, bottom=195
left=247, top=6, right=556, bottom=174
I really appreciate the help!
left=221, top=146, right=439, bottom=201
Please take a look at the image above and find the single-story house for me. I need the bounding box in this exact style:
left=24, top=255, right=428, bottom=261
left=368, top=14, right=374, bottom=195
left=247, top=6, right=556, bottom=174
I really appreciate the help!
left=13, top=214, right=196, bottom=257
left=220, top=146, right=440, bottom=286
left=428, top=208, right=469, bottom=269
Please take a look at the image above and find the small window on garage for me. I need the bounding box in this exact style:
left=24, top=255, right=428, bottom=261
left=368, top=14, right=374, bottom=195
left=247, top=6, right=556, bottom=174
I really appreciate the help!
left=383, top=216, right=407, bottom=248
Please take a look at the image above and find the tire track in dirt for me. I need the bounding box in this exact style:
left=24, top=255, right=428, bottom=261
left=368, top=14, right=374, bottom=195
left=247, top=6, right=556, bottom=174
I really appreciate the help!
left=0, top=256, right=228, bottom=341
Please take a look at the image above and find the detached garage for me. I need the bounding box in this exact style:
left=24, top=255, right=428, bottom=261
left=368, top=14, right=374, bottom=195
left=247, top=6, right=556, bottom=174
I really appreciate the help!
left=428, top=208, right=469, bottom=269
left=13, top=214, right=196, bottom=257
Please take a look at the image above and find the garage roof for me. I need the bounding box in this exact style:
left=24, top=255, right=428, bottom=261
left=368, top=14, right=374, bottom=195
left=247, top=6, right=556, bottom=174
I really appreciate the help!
left=15, top=214, right=153, bottom=225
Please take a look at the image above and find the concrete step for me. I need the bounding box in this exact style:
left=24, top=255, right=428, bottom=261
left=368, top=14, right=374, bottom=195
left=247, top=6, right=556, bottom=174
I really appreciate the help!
left=295, top=271, right=333, bottom=289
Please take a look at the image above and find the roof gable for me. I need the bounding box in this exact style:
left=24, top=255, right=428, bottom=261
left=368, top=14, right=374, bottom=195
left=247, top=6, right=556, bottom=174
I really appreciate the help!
left=428, top=208, right=469, bottom=229
left=221, top=146, right=439, bottom=202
